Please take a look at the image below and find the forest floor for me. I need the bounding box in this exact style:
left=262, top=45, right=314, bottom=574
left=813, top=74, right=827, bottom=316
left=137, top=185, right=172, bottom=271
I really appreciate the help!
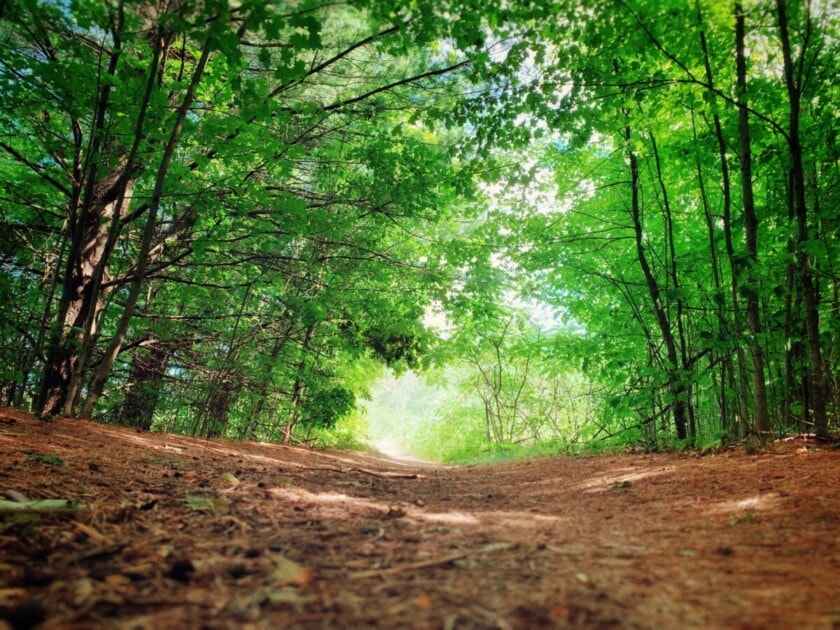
left=1, top=407, right=839, bottom=629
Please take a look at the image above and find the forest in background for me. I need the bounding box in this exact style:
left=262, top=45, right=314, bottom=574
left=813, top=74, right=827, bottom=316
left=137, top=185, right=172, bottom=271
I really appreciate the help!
left=0, top=0, right=837, bottom=459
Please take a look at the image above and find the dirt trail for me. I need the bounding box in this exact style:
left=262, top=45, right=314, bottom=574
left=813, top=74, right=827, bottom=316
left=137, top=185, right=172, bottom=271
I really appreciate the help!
left=1, top=407, right=839, bottom=629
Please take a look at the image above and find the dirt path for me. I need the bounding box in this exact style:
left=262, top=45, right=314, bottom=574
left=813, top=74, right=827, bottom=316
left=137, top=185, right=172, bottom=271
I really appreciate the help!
left=1, top=407, right=838, bottom=629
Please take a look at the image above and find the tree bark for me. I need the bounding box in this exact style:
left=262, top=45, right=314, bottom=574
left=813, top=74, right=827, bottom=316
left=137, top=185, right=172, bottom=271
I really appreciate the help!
left=625, top=124, right=688, bottom=440
left=774, top=0, right=828, bottom=439
left=120, top=337, right=172, bottom=430
left=35, top=6, right=127, bottom=415
left=697, top=4, right=750, bottom=437
left=81, top=31, right=216, bottom=418
left=648, top=131, right=694, bottom=439
left=734, top=1, right=772, bottom=435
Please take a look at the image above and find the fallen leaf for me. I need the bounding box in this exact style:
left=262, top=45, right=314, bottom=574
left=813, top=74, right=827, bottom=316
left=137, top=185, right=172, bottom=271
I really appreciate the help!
left=266, top=586, right=313, bottom=607
left=272, top=475, right=294, bottom=487
left=480, top=542, right=515, bottom=554
left=728, top=513, right=757, bottom=526
left=219, top=472, right=240, bottom=485
left=184, top=496, right=229, bottom=515
left=412, top=594, right=434, bottom=608
left=452, top=558, right=478, bottom=569
left=72, top=521, right=109, bottom=543
left=272, top=555, right=314, bottom=587
left=0, top=499, right=83, bottom=511
left=26, top=454, right=63, bottom=466
left=2, top=490, right=30, bottom=502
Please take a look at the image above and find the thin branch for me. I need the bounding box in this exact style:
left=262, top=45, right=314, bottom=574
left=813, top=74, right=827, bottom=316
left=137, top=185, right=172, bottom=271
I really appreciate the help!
left=0, top=141, right=71, bottom=196
left=323, top=60, right=469, bottom=112
left=268, top=23, right=403, bottom=98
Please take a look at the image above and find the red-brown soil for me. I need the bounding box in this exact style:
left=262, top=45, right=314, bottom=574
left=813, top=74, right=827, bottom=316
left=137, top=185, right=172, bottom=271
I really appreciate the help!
left=1, top=407, right=838, bottom=629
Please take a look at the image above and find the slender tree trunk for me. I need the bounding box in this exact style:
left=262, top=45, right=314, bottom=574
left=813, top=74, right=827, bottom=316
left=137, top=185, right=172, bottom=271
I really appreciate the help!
left=649, top=132, right=694, bottom=440
left=734, top=1, right=772, bottom=435
left=20, top=221, right=69, bottom=409
left=691, top=110, right=737, bottom=435
left=282, top=322, right=318, bottom=445
left=203, top=373, right=241, bottom=438
left=816, top=177, right=839, bottom=423
left=625, top=124, right=688, bottom=440
left=120, top=337, right=172, bottom=430
left=697, top=8, right=750, bottom=437
left=242, top=329, right=294, bottom=439
left=782, top=170, right=806, bottom=429
left=775, top=0, right=828, bottom=438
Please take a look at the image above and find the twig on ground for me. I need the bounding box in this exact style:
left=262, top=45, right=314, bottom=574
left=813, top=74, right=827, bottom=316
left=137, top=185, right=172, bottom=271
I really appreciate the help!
left=349, top=553, right=468, bottom=580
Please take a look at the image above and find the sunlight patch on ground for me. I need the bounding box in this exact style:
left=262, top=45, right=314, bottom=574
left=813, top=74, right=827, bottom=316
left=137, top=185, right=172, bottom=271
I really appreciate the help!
left=413, top=511, right=480, bottom=525
left=576, top=465, right=676, bottom=493
left=266, top=486, right=568, bottom=529
left=83, top=422, right=426, bottom=471
left=266, top=487, right=384, bottom=518
left=707, top=493, right=784, bottom=514
left=478, top=510, right=567, bottom=529
left=268, top=486, right=479, bottom=524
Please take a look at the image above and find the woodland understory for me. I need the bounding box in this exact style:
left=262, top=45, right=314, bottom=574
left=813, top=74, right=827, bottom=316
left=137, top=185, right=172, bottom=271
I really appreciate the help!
left=0, top=0, right=838, bottom=459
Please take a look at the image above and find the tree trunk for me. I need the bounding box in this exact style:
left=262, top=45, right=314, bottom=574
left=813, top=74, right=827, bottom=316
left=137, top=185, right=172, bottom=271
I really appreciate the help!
left=36, top=3, right=153, bottom=416
left=774, top=0, right=828, bottom=439
left=691, top=108, right=737, bottom=436
left=281, top=322, right=318, bottom=445
left=625, top=124, right=688, bottom=440
left=36, top=175, right=128, bottom=415
left=649, top=131, right=694, bottom=440
left=696, top=7, right=750, bottom=437
left=120, top=337, right=172, bottom=430
left=734, top=1, right=772, bottom=435
left=81, top=32, right=216, bottom=418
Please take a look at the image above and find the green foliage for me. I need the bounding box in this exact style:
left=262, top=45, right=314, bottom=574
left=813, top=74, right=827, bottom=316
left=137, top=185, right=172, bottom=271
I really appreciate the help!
left=1, top=0, right=837, bottom=454
left=300, top=387, right=356, bottom=431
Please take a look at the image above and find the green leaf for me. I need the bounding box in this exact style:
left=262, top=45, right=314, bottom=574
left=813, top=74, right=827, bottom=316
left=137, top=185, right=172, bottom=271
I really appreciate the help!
left=26, top=454, right=64, bottom=466
left=185, top=496, right=230, bottom=515
left=0, top=499, right=84, bottom=511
